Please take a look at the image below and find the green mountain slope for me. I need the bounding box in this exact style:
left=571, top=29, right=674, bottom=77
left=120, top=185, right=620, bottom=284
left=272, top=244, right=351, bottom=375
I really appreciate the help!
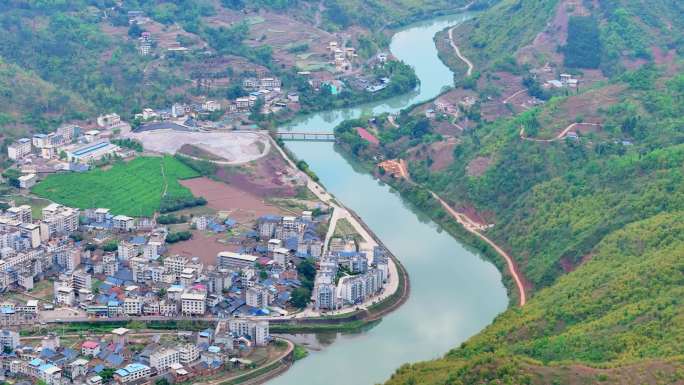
left=372, top=1, right=684, bottom=383
left=0, top=57, right=94, bottom=134
left=387, top=211, right=684, bottom=384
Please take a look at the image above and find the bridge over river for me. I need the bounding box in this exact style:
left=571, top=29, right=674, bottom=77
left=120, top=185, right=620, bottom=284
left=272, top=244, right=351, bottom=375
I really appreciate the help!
left=276, top=132, right=335, bottom=142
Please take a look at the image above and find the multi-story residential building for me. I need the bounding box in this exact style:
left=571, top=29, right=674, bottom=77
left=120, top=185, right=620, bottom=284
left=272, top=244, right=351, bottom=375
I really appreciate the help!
left=228, top=319, right=270, bottom=347
left=18, top=174, right=36, bottom=189
left=178, top=344, right=200, bottom=364
left=40, top=204, right=79, bottom=239
left=149, top=347, right=180, bottom=372
left=97, top=113, right=121, bottom=128
left=64, top=358, right=89, bottom=380
left=123, top=297, right=143, bottom=315
left=217, top=252, right=258, bottom=270
left=36, top=363, right=62, bottom=385
left=5, top=205, right=32, bottom=224
left=206, top=268, right=232, bottom=294
left=259, top=77, right=282, bottom=90
left=55, top=286, right=75, bottom=306
left=202, top=100, right=221, bottom=112
left=7, top=138, right=32, bottom=160
left=103, top=253, right=119, bottom=277
left=111, top=327, right=130, bottom=345
left=81, top=340, right=100, bottom=356
left=159, top=300, right=178, bottom=316
left=253, top=321, right=270, bottom=346
left=0, top=329, right=19, bottom=350
left=56, top=124, right=80, bottom=143
left=181, top=290, right=206, bottom=315
left=246, top=286, right=269, bottom=308
left=65, top=248, right=82, bottom=272
left=117, top=241, right=138, bottom=260
left=164, top=255, right=188, bottom=275
left=114, top=363, right=150, bottom=384
left=112, top=215, right=135, bottom=232
left=72, top=270, right=92, bottom=291
left=143, top=241, right=161, bottom=259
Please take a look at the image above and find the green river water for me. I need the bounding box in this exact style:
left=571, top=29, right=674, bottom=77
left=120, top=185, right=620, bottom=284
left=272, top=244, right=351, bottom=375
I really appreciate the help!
left=270, top=13, right=508, bottom=385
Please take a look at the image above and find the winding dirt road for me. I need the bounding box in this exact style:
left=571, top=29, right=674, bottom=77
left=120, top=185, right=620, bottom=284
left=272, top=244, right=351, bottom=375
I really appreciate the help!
left=520, top=122, right=601, bottom=142
left=392, top=158, right=527, bottom=306
left=430, top=192, right=527, bottom=306
left=448, top=26, right=474, bottom=77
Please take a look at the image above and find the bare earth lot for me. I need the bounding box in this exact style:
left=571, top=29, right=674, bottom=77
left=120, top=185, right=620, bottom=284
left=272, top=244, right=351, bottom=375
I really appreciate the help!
left=167, top=230, right=238, bottom=266
left=180, top=177, right=290, bottom=223
left=126, top=130, right=271, bottom=164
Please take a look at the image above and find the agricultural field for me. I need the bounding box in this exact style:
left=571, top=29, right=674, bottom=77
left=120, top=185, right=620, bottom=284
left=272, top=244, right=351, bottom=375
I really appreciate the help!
left=32, top=156, right=200, bottom=217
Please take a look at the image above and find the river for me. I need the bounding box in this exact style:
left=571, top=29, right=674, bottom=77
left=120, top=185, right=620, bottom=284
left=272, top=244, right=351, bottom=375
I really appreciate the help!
left=270, top=13, right=508, bottom=385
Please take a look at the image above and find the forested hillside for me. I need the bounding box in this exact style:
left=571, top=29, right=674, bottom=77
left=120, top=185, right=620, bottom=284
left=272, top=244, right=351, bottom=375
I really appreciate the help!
left=372, top=1, right=684, bottom=383
left=0, top=0, right=469, bottom=139
left=387, top=213, right=684, bottom=384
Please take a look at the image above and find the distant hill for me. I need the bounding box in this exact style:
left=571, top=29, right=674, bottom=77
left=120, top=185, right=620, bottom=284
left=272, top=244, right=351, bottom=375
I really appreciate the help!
left=0, top=0, right=473, bottom=140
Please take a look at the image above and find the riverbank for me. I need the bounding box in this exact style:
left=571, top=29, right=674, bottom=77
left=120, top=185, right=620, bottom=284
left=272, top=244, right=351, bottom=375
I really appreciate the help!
left=265, top=134, right=411, bottom=332
left=240, top=13, right=509, bottom=385
left=332, top=136, right=525, bottom=307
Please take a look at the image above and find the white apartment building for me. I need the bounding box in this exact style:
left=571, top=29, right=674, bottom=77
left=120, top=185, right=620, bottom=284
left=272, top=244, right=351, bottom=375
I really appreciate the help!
left=164, top=255, right=188, bottom=275
left=181, top=290, right=206, bottom=315
left=117, top=241, right=138, bottom=260
left=123, top=297, right=143, bottom=315
left=55, top=286, right=75, bottom=306
left=72, top=270, right=92, bottom=291
left=202, top=100, right=221, bottom=112
left=149, top=347, right=180, bottom=372
left=143, top=241, right=161, bottom=259
left=7, top=138, right=32, bottom=160
left=102, top=253, right=119, bottom=277
left=178, top=344, right=200, bottom=364
left=228, top=319, right=270, bottom=347
left=56, top=124, right=80, bottom=143
left=5, top=205, right=32, bottom=224
left=18, top=174, right=36, bottom=189
left=114, top=363, right=150, bottom=384
left=41, top=204, right=79, bottom=238
left=65, top=249, right=81, bottom=272
left=246, top=286, right=269, bottom=308
left=217, top=252, right=258, bottom=270
left=112, top=215, right=135, bottom=231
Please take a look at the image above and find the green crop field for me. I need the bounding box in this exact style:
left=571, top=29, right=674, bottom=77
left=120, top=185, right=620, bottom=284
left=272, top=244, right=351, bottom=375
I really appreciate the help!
left=32, top=156, right=200, bottom=217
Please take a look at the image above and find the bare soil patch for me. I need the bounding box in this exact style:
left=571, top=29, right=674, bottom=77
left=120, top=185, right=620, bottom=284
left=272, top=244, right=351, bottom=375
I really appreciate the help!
left=180, top=177, right=290, bottom=223
left=467, top=156, right=492, bottom=177
left=536, top=84, right=624, bottom=138
left=167, top=230, right=238, bottom=266
left=126, top=130, right=270, bottom=164
left=428, top=137, right=459, bottom=172
left=178, top=144, right=226, bottom=161
left=214, top=149, right=301, bottom=199
left=204, top=7, right=336, bottom=69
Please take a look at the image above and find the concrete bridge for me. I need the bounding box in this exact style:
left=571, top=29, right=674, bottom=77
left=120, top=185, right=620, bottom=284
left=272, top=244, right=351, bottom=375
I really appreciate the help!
left=276, top=131, right=335, bottom=142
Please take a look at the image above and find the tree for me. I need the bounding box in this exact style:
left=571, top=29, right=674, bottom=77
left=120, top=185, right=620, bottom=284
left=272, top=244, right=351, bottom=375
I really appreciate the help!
left=290, top=287, right=311, bottom=309
left=102, top=241, right=118, bottom=252
left=100, top=368, right=116, bottom=382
